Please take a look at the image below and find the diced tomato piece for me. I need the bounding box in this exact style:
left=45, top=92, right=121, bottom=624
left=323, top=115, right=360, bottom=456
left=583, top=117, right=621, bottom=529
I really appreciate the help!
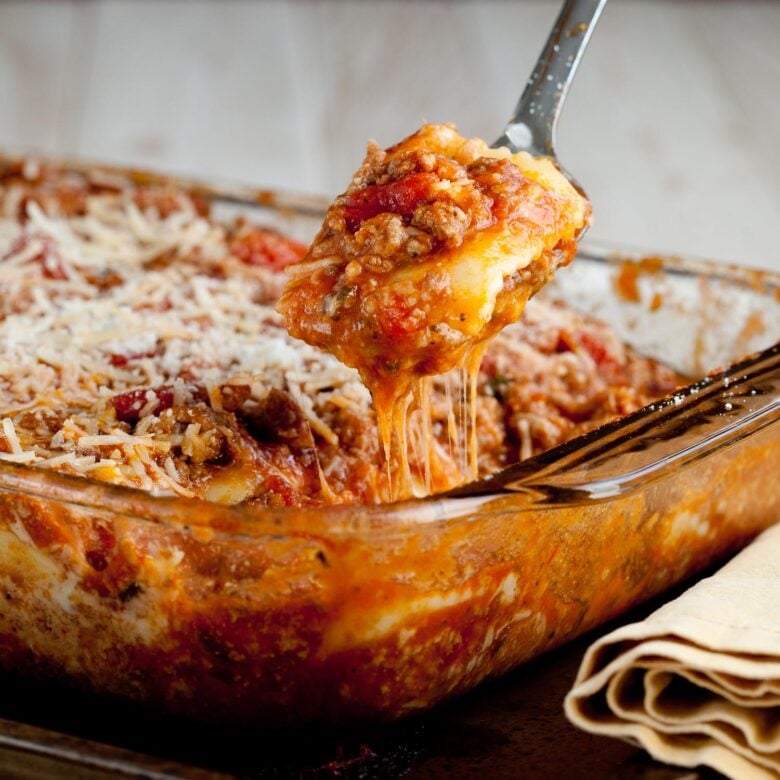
left=229, top=226, right=308, bottom=271
left=111, top=383, right=247, bottom=423
left=342, top=173, right=437, bottom=230
left=261, top=474, right=299, bottom=506
left=576, top=330, right=624, bottom=384
left=108, top=349, right=159, bottom=367
left=112, top=386, right=174, bottom=423
left=577, top=331, right=611, bottom=365
left=109, top=354, right=130, bottom=368
left=378, top=294, right=425, bottom=340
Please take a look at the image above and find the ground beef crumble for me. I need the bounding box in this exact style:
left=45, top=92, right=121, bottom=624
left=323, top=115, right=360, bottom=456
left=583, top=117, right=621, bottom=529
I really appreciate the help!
left=311, top=143, right=530, bottom=272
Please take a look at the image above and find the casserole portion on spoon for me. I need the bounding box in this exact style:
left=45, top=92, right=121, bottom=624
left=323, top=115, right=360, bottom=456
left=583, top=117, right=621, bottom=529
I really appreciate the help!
left=279, top=123, right=590, bottom=493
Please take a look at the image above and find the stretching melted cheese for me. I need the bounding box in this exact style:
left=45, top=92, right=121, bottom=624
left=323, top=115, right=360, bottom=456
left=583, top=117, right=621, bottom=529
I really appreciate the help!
left=281, top=124, right=591, bottom=497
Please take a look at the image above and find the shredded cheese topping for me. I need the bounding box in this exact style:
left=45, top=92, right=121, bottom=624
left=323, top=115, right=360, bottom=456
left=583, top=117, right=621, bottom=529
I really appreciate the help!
left=0, top=180, right=371, bottom=496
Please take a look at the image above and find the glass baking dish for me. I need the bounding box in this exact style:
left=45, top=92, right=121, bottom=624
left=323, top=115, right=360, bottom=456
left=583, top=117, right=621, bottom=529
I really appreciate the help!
left=0, top=156, right=778, bottom=725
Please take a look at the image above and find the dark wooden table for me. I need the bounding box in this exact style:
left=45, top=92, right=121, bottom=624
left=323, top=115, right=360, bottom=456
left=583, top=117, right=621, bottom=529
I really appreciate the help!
left=0, top=591, right=723, bottom=780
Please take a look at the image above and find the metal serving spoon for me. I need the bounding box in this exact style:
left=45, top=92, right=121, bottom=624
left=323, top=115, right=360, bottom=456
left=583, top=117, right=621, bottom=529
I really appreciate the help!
left=493, top=0, right=608, bottom=196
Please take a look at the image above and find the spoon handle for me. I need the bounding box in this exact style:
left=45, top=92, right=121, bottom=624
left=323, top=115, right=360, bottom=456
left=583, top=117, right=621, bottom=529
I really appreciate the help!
left=494, top=0, right=608, bottom=156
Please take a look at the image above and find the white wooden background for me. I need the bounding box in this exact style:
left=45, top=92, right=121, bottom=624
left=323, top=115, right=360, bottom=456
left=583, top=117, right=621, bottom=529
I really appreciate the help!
left=1, top=0, right=778, bottom=270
